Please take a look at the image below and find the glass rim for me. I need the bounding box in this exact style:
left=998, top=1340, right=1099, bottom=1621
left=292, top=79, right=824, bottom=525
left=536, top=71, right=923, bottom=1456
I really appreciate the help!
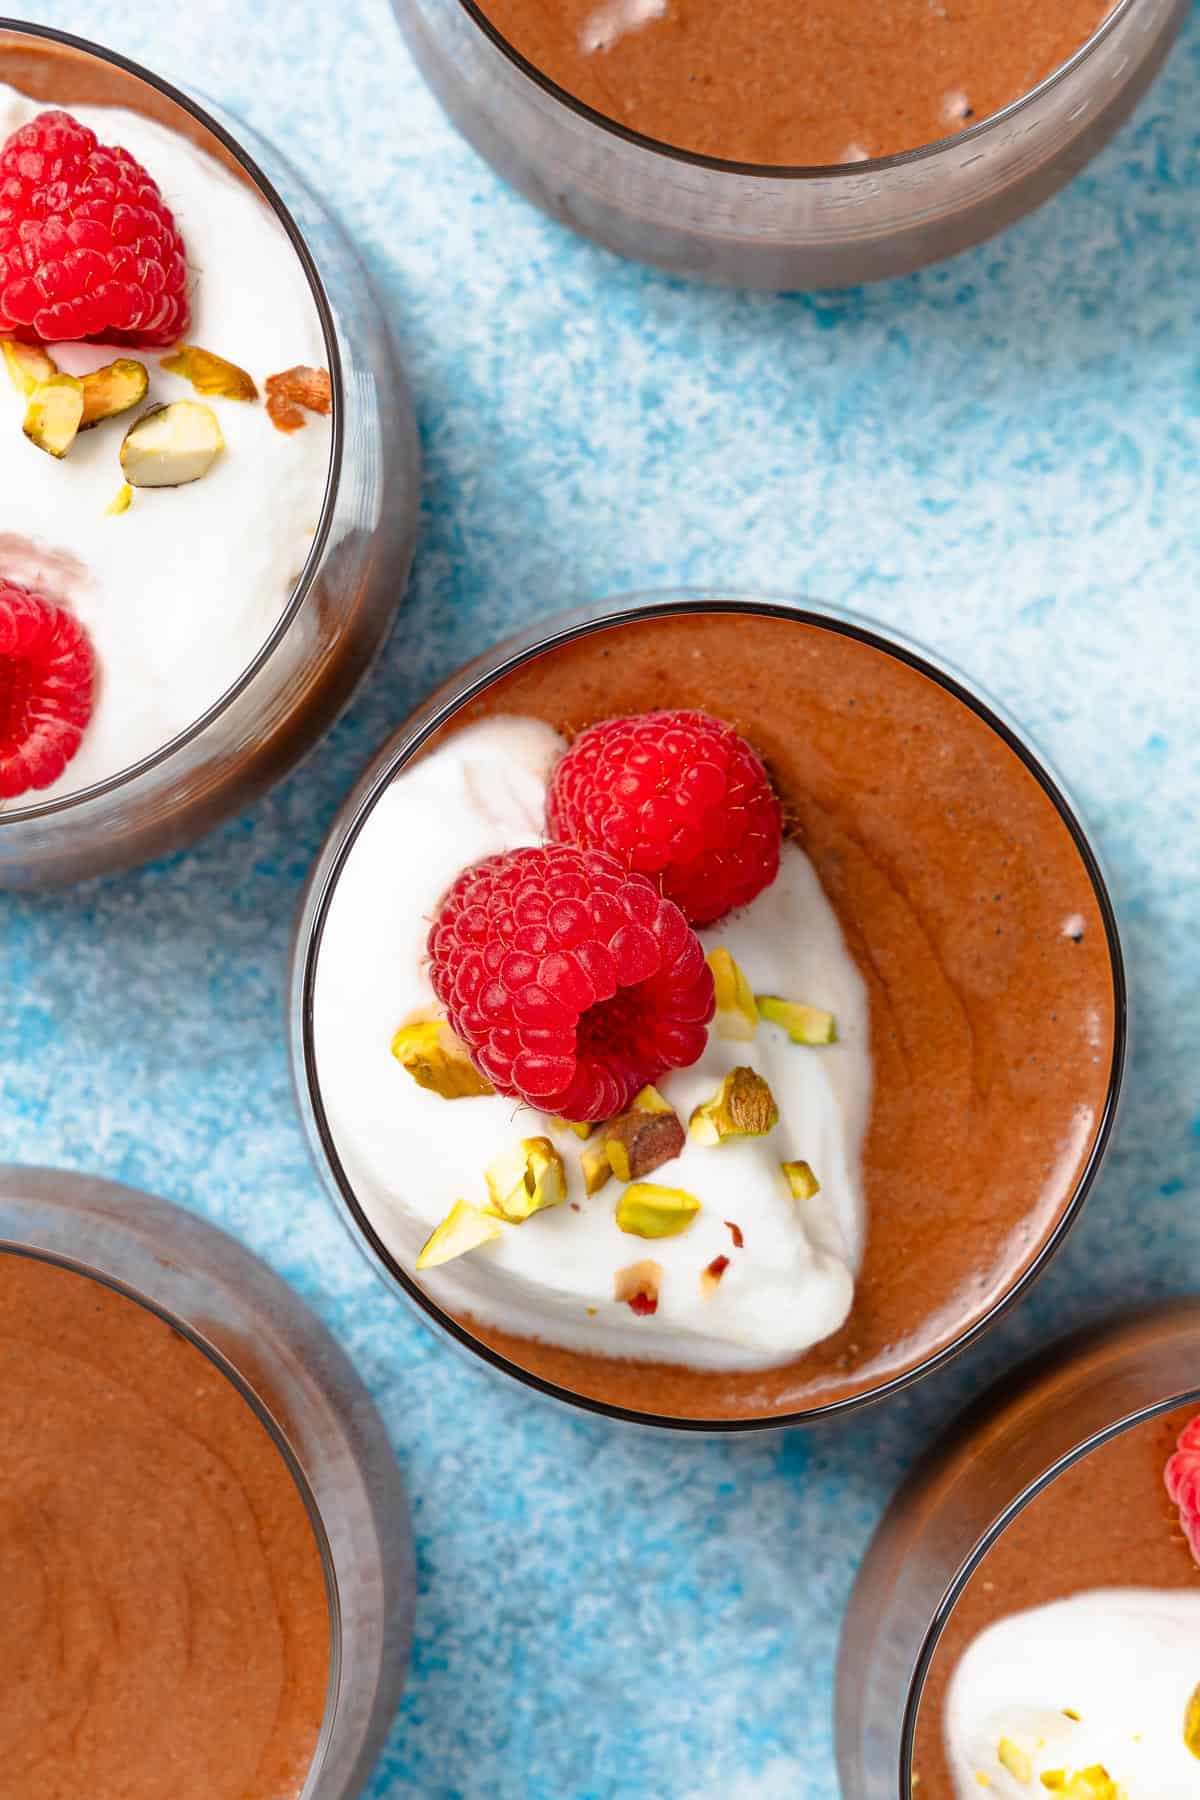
left=0, top=1216, right=344, bottom=1793
left=897, top=1342, right=1200, bottom=1795
left=293, top=588, right=1129, bottom=1433
left=0, top=16, right=344, bottom=824
left=447, top=0, right=1139, bottom=180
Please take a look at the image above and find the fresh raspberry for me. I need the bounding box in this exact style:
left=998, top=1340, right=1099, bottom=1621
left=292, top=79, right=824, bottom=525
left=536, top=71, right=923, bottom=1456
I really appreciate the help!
left=427, top=844, right=715, bottom=1122
left=1165, top=1413, right=1200, bottom=1566
left=0, top=109, right=189, bottom=347
left=0, top=578, right=95, bottom=800
left=547, top=710, right=783, bottom=928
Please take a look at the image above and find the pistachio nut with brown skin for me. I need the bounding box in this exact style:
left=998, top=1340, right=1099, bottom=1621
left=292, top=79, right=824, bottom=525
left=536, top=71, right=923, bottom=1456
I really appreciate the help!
left=689, top=1067, right=779, bottom=1147
left=79, top=359, right=149, bottom=430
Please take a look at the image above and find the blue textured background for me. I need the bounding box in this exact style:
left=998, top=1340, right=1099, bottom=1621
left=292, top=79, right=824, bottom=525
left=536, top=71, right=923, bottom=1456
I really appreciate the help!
left=3, top=3, right=1199, bottom=1794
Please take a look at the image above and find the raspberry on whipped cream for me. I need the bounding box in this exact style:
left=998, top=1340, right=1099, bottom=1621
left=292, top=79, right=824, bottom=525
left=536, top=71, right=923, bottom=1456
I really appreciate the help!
left=0, top=576, right=94, bottom=797
left=547, top=708, right=783, bottom=925
left=312, top=713, right=872, bottom=1370
left=0, top=83, right=331, bottom=807
left=427, top=841, right=715, bottom=1121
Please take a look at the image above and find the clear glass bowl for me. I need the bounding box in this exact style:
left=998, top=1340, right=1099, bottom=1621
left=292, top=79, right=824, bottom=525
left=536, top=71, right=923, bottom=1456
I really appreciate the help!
left=390, top=0, right=1186, bottom=288
left=0, top=1164, right=414, bottom=1799
left=835, top=1301, right=1200, bottom=1800
left=0, top=23, right=420, bottom=886
left=288, top=592, right=1128, bottom=1431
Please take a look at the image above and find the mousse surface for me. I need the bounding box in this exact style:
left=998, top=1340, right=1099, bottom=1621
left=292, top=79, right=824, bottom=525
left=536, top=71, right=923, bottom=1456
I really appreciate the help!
left=0, top=1251, right=329, bottom=1800
left=472, top=0, right=1114, bottom=165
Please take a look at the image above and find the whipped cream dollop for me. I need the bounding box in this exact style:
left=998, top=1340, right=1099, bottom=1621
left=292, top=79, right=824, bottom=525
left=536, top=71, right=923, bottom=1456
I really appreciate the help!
left=944, top=1589, right=1200, bottom=1796
left=0, top=83, right=331, bottom=805
left=313, top=716, right=872, bottom=1370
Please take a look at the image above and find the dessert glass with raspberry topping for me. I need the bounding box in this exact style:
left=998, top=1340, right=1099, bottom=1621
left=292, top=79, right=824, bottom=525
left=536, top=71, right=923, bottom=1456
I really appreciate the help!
left=293, top=594, right=1126, bottom=1428
left=0, top=25, right=418, bottom=885
left=838, top=1302, right=1200, bottom=1800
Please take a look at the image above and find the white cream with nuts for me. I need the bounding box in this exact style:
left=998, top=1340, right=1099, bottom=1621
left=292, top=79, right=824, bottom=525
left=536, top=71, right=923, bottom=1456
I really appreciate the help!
left=0, top=83, right=330, bottom=804
left=313, top=716, right=873, bottom=1370
left=944, top=1590, right=1200, bottom=1797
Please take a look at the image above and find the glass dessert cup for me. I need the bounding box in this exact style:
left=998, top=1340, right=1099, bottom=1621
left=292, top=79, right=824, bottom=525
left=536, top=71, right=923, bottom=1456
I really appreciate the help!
left=390, top=0, right=1185, bottom=289
left=290, top=593, right=1127, bottom=1430
left=0, top=22, right=420, bottom=887
left=836, top=1301, right=1200, bottom=1800
left=0, top=1164, right=413, bottom=1799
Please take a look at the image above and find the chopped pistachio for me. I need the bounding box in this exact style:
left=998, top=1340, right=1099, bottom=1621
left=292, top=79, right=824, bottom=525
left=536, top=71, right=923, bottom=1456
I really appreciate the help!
left=707, top=947, right=759, bottom=1041
left=554, top=1117, right=596, bottom=1139
left=615, top=1182, right=701, bottom=1239
left=23, top=374, right=84, bottom=458
left=1057, top=1773, right=1119, bottom=1800
left=415, top=1201, right=500, bottom=1271
left=105, top=482, right=133, bottom=517
left=581, top=1141, right=613, bottom=1196
left=630, top=1085, right=674, bottom=1115
left=782, top=1159, right=821, bottom=1201
left=79, top=358, right=149, bottom=428
left=484, top=1137, right=566, bottom=1223
left=997, top=1738, right=1032, bottom=1784
left=604, top=1101, right=685, bottom=1183
left=390, top=1018, right=493, bottom=1098
left=161, top=343, right=258, bottom=401
left=119, top=399, right=224, bottom=487
left=689, top=1066, right=779, bottom=1147
left=1186, top=1682, right=1200, bottom=1759
left=756, top=994, right=837, bottom=1045
left=2, top=337, right=57, bottom=395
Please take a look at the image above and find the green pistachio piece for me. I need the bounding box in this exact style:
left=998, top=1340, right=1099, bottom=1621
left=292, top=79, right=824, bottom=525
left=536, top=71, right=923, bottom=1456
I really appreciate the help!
left=615, top=1182, right=701, bottom=1239
left=415, top=1201, right=500, bottom=1271
left=756, top=994, right=837, bottom=1045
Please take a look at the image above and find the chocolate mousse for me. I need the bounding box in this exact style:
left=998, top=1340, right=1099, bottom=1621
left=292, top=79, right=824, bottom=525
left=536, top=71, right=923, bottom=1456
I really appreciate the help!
left=472, top=0, right=1115, bottom=165
left=914, top=1402, right=1200, bottom=1795
left=0, top=1251, right=329, bottom=1800
left=305, top=605, right=1123, bottom=1423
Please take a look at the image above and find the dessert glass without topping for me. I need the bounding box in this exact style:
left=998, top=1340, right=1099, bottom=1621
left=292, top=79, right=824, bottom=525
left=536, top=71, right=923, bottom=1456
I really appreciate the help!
left=390, top=0, right=1186, bottom=287
left=836, top=1302, right=1200, bottom=1800
left=290, top=594, right=1127, bottom=1429
left=0, top=23, right=419, bottom=886
left=0, top=1165, right=413, bottom=1800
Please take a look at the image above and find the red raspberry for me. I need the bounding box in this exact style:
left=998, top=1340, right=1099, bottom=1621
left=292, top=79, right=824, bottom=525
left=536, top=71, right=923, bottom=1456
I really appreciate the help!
left=0, top=109, right=189, bottom=347
left=0, top=578, right=95, bottom=800
left=1165, top=1413, right=1200, bottom=1566
left=546, top=710, right=783, bottom=928
left=427, top=844, right=715, bottom=1122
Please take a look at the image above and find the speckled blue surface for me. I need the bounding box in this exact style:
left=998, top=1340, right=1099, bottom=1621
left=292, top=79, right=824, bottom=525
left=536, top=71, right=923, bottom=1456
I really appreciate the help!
left=2, top=2, right=1199, bottom=1794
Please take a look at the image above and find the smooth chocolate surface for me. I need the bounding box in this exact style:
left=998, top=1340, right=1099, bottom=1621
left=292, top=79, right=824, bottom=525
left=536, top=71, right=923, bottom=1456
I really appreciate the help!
left=0, top=1253, right=329, bottom=1800
left=913, top=1401, right=1199, bottom=1795
left=472, top=0, right=1113, bottom=165
left=411, top=608, right=1119, bottom=1420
